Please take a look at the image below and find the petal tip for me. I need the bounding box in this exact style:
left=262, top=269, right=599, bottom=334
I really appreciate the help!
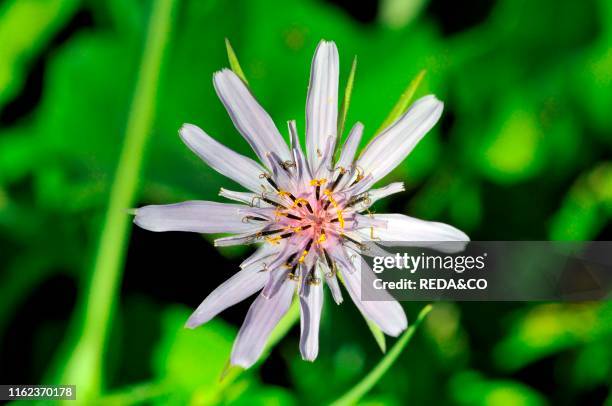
left=179, top=123, right=206, bottom=145
left=301, top=354, right=318, bottom=362
left=184, top=318, right=199, bottom=329
left=230, top=355, right=255, bottom=369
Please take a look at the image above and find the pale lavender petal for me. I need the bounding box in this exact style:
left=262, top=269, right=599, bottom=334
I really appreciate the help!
left=353, top=214, right=388, bottom=230
left=213, top=69, right=291, bottom=165
left=306, top=41, right=339, bottom=172
left=361, top=214, right=469, bottom=251
left=262, top=234, right=310, bottom=273
left=288, top=120, right=302, bottom=152
left=219, top=188, right=276, bottom=208
left=326, top=275, right=343, bottom=304
left=342, top=254, right=407, bottom=336
left=185, top=265, right=267, bottom=329
left=290, top=121, right=313, bottom=184
left=267, top=151, right=296, bottom=192
left=336, top=122, right=363, bottom=171
left=180, top=124, right=265, bottom=192
left=343, top=183, right=405, bottom=213
left=240, top=243, right=281, bottom=269
left=214, top=231, right=261, bottom=247
left=343, top=236, right=394, bottom=259
left=297, top=260, right=314, bottom=297
left=314, top=135, right=336, bottom=179
left=231, top=281, right=296, bottom=368
left=262, top=268, right=290, bottom=299
left=325, top=242, right=356, bottom=274
left=134, top=201, right=255, bottom=234
left=356, top=95, right=443, bottom=188
left=238, top=207, right=278, bottom=222
left=316, top=261, right=343, bottom=304
left=299, top=271, right=323, bottom=361
left=369, top=182, right=405, bottom=198
left=362, top=182, right=405, bottom=208
left=336, top=174, right=373, bottom=201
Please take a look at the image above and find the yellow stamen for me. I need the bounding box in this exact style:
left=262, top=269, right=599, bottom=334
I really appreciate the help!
left=298, top=250, right=309, bottom=263
left=317, top=233, right=327, bottom=244
left=292, top=226, right=303, bottom=233
left=265, top=236, right=281, bottom=245
left=307, top=276, right=321, bottom=286
left=274, top=207, right=285, bottom=220
left=324, top=189, right=345, bottom=228
left=292, top=197, right=309, bottom=208
left=277, top=190, right=291, bottom=198
left=309, top=178, right=327, bottom=187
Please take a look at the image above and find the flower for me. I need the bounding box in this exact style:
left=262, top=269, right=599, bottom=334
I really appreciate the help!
left=134, top=40, right=468, bottom=368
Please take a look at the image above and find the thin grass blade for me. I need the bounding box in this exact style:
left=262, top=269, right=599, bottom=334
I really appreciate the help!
left=330, top=304, right=433, bottom=406
left=366, top=318, right=387, bottom=353
left=225, top=38, right=249, bottom=85
left=374, top=69, right=426, bottom=135
left=337, top=55, right=357, bottom=139
left=51, top=0, right=179, bottom=401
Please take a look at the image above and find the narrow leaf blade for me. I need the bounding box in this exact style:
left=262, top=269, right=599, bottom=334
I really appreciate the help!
left=337, top=55, right=357, bottom=138
left=366, top=318, right=387, bottom=353
left=330, top=304, right=433, bottom=406
left=375, top=69, right=426, bottom=135
left=225, top=38, right=249, bottom=85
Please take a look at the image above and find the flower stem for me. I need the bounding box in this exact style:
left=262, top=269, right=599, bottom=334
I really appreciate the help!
left=329, top=304, right=433, bottom=406
left=54, top=0, right=178, bottom=400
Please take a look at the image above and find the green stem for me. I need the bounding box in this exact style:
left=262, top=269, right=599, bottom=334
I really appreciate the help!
left=330, top=304, right=433, bottom=406
left=55, top=0, right=178, bottom=400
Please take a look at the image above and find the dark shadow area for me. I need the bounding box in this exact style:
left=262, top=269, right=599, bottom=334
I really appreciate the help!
left=0, top=9, right=95, bottom=126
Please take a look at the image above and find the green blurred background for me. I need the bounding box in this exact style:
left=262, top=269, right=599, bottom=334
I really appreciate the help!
left=1, top=0, right=612, bottom=404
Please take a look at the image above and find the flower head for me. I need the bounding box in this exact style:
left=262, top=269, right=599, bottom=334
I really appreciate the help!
left=134, top=40, right=468, bottom=368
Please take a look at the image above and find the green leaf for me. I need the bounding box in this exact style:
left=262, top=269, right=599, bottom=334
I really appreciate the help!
left=366, top=318, right=387, bottom=353
left=374, top=69, right=426, bottom=135
left=225, top=386, right=298, bottom=406
left=154, top=307, right=237, bottom=400
left=0, top=0, right=79, bottom=107
left=226, top=37, right=249, bottom=85
left=330, top=304, right=433, bottom=406
left=549, top=163, right=612, bottom=240
left=476, top=101, right=545, bottom=184
left=494, top=303, right=612, bottom=372
left=96, top=306, right=240, bottom=405
left=379, top=0, right=429, bottom=29
left=337, top=55, right=357, bottom=138
left=449, top=371, right=548, bottom=406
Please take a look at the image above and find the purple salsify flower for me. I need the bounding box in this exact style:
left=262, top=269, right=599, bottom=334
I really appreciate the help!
left=134, top=40, right=469, bottom=368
